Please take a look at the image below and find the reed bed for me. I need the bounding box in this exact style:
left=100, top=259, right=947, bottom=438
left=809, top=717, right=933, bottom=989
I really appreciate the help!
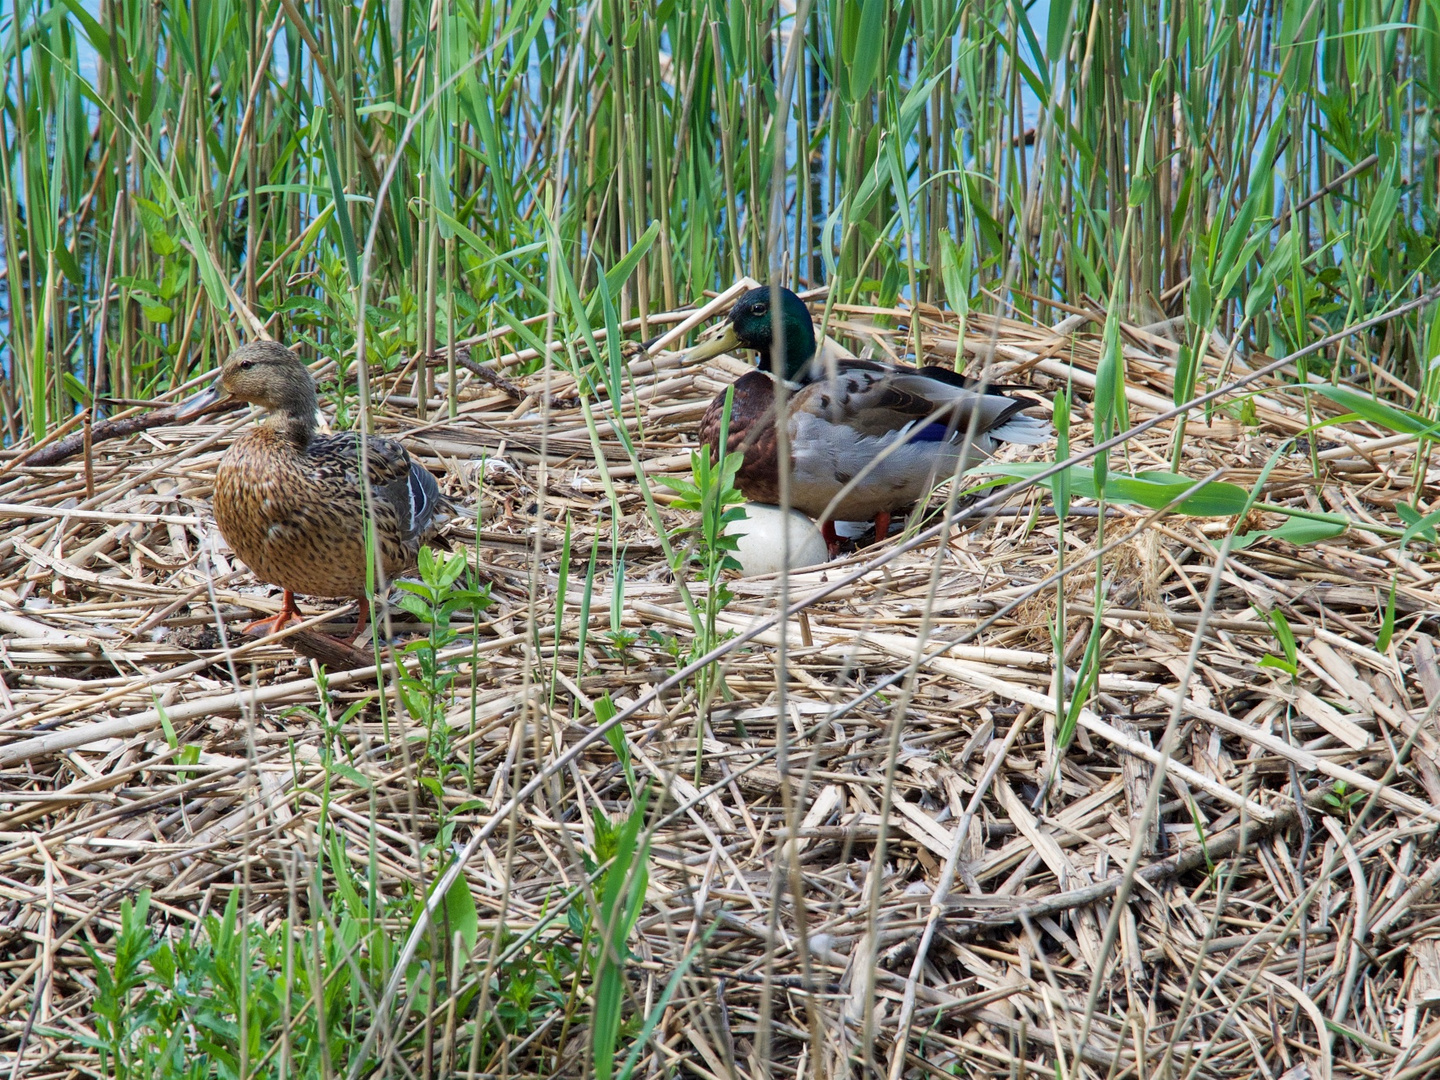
left=4, top=0, right=1440, bottom=1074
left=0, top=287, right=1437, bottom=1078
left=2, top=0, right=1438, bottom=442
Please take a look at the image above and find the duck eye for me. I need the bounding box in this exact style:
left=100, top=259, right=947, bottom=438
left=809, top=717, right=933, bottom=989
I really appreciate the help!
left=239, top=360, right=255, bottom=371
left=752, top=302, right=768, bottom=316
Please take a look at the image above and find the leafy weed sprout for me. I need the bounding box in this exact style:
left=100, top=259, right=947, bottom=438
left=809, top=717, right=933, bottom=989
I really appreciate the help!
left=657, top=387, right=747, bottom=757
left=393, top=546, right=493, bottom=791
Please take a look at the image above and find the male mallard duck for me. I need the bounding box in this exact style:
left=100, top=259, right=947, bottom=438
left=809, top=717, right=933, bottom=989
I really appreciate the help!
left=177, top=341, right=446, bottom=640
left=693, top=285, right=1050, bottom=553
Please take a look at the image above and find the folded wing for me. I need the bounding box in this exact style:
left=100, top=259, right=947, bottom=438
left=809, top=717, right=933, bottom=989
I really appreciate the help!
left=804, top=360, right=1049, bottom=449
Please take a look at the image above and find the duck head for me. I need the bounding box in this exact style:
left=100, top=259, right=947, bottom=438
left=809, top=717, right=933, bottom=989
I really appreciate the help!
left=689, top=285, right=817, bottom=383
left=176, top=341, right=318, bottom=422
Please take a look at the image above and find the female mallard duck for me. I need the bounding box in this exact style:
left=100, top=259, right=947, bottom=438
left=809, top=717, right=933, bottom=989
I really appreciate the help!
left=693, top=285, right=1050, bottom=554
left=177, top=341, right=446, bottom=641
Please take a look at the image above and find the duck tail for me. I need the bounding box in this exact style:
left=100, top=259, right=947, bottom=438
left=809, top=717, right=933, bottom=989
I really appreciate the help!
left=985, top=411, right=1052, bottom=446
left=443, top=498, right=479, bottom=520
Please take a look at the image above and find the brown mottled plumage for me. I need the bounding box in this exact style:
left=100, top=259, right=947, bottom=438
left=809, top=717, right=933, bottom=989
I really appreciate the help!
left=177, top=342, right=446, bottom=640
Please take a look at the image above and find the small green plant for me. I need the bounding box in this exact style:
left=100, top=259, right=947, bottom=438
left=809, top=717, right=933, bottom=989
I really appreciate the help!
left=659, top=446, right=748, bottom=593
left=602, top=554, right=640, bottom=671
left=564, top=787, right=652, bottom=1080
left=70, top=845, right=580, bottom=1078
left=1377, top=570, right=1399, bottom=653
left=1221, top=395, right=1260, bottom=427
left=1323, top=780, right=1366, bottom=820
left=644, top=627, right=686, bottom=664
left=1257, top=606, right=1299, bottom=678
left=285, top=664, right=375, bottom=772
left=71, top=885, right=389, bottom=1079
left=657, top=436, right=744, bottom=621
left=656, top=387, right=746, bottom=755
left=656, top=405, right=747, bottom=596
left=82, top=892, right=163, bottom=1080
left=394, top=546, right=493, bottom=788
left=596, top=693, right=638, bottom=796
left=470, top=931, right=576, bottom=1060
left=603, top=627, right=641, bottom=669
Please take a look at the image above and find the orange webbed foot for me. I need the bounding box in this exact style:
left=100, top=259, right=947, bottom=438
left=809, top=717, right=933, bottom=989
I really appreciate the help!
left=870, top=511, right=892, bottom=547
left=242, top=589, right=304, bottom=636
left=344, top=596, right=371, bottom=646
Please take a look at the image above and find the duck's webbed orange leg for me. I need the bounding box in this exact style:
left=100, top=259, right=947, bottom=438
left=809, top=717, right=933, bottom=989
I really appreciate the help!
left=870, top=511, right=892, bottom=546
left=243, top=589, right=304, bottom=636
left=346, top=596, right=371, bottom=645
left=821, top=520, right=841, bottom=559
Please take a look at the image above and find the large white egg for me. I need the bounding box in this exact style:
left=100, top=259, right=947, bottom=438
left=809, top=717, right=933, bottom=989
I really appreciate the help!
left=728, top=503, right=829, bottom=576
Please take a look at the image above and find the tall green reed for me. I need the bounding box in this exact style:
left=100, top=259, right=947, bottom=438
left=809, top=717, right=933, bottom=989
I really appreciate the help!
left=2, top=0, right=1435, bottom=443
